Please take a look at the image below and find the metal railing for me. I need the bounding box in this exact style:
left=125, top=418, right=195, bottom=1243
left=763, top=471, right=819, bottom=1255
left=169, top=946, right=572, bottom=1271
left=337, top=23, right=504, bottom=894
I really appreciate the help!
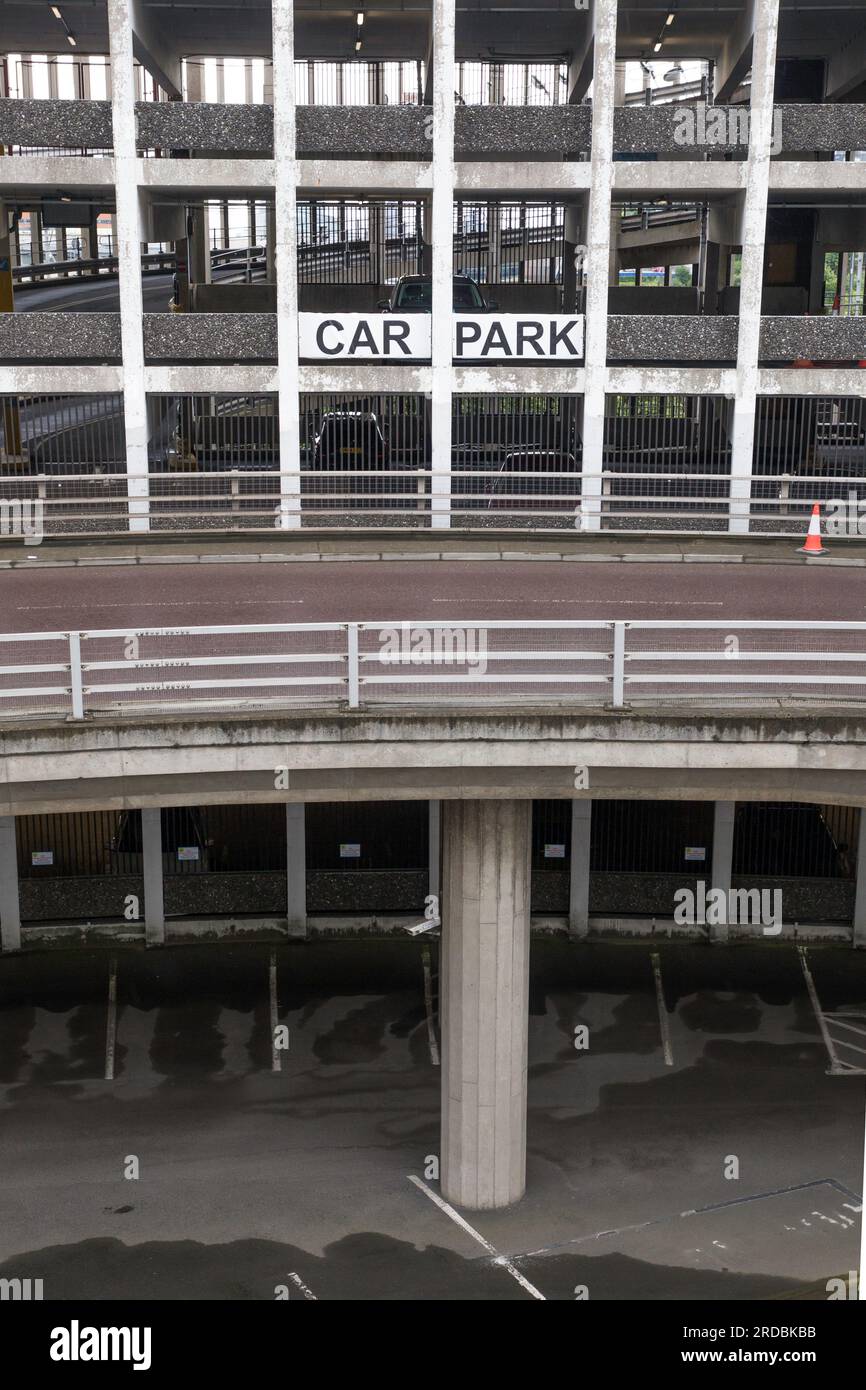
left=2, top=619, right=866, bottom=721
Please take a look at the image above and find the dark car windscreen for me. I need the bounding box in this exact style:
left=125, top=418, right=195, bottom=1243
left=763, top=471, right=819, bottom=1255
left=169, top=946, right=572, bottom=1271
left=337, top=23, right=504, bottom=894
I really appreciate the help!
left=394, top=280, right=484, bottom=310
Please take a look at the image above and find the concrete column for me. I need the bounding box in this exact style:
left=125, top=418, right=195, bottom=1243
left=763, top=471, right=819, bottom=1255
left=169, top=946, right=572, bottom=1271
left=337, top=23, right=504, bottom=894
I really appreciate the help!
left=286, top=803, right=306, bottom=937
left=141, top=808, right=165, bottom=945
left=569, top=800, right=591, bottom=940
left=272, top=0, right=303, bottom=530
left=579, top=0, right=618, bottom=533
left=852, top=809, right=866, bottom=948
left=108, top=0, right=151, bottom=534
left=711, top=801, right=736, bottom=945
left=441, top=799, right=531, bottom=1210
left=430, top=0, right=456, bottom=530
left=728, top=0, right=780, bottom=535
left=0, top=816, right=21, bottom=952
left=428, top=799, right=441, bottom=899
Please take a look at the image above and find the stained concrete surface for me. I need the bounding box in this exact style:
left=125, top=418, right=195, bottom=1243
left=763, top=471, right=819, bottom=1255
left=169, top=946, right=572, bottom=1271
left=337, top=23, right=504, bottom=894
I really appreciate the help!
left=0, top=941, right=862, bottom=1300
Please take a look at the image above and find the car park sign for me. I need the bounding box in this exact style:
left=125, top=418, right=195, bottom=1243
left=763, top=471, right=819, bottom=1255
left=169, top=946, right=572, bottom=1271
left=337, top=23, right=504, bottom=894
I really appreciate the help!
left=298, top=313, right=584, bottom=362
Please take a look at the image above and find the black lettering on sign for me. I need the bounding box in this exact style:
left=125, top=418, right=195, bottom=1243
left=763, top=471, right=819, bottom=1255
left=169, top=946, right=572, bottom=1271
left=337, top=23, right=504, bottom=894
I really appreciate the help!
left=516, top=321, right=545, bottom=355
left=481, top=323, right=512, bottom=356
left=456, top=321, right=482, bottom=354
left=349, top=320, right=379, bottom=354
left=549, top=320, right=580, bottom=355
left=383, top=320, right=412, bottom=355
left=316, top=320, right=343, bottom=355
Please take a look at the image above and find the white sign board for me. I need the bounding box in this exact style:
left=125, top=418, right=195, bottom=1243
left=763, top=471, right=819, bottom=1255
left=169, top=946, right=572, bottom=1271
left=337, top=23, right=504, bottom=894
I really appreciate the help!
left=32, top=850, right=54, bottom=866
left=684, top=847, right=706, bottom=862
left=177, top=845, right=200, bottom=862
left=544, top=844, right=566, bottom=859
left=339, top=843, right=361, bottom=859
left=299, top=313, right=584, bottom=362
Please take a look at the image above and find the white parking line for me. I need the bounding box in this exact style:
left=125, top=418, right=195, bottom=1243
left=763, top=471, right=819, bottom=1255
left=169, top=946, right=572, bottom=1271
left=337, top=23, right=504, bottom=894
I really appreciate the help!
left=270, top=949, right=281, bottom=1073
left=408, top=1175, right=545, bottom=1300
left=797, top=946, right=861, bottom=1075
left=421, top=943, right=440, bottom=1067
left=651, top=952, right=674, bottom=1066
left=104, top=955, right=117, bottom=1081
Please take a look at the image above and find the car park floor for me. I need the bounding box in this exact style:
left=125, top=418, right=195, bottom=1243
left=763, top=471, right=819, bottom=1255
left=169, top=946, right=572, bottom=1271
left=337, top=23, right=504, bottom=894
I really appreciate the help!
left=0, top=939, right=862, bottom=1301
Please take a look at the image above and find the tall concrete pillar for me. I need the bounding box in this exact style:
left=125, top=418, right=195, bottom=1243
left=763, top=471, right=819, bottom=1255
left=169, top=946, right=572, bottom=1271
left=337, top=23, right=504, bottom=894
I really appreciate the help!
left=569, top=800, right=591, bottom=939
left=286, top=803, right=306, bottom=937
left=711, top=801, right=736, bottom=945
left=141, top=808, right=165, bottom=945
left=579, top=0, right=618, bottom=533
left=727, top=0, right=780, bottom=534
left=0, top=815, right=21, bottom=952
left=852, top=809, right=866, bottom=949
left=441, top=799, right=531, bottom=1210
left=272, top=0, right=303, bottom=530
left=430, top=0, right=456, bottom=531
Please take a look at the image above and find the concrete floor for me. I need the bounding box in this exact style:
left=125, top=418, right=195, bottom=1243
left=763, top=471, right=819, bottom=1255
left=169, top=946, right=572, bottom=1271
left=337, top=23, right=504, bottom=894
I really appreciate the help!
left=0, top=940, right=862, bottom=1301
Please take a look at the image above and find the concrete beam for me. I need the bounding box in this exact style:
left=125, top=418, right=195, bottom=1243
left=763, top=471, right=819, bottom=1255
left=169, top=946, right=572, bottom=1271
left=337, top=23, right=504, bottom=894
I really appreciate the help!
left=130, top=0, right=183, bottom=100
left=825, top=22, right=866, bottom=102
left=441, top=798, right=531, bottom=1210
left=715, top=0, right=757, bottom=104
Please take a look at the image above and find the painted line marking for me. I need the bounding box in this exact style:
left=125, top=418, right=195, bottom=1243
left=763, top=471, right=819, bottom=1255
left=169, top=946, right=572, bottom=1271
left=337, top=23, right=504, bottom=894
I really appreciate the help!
left=408, top=1175, right=545, bottom=1300
left=104, top=954, right=117, bottom=1082
left=421, top=943, right=440, bottom=1067
left=287, top=1271, right=318, bottom=1301
left=797, top=946, right=864, bottom=1074
left=270, top=948, right=281, bottom=1073
left=521, top=1178, right=863, bottom=1258
left=861, top=1089, right=866, bottom=1300
left=430, top=598, right=725, bottom=608
left=651, top=951, right=674, bottom=1066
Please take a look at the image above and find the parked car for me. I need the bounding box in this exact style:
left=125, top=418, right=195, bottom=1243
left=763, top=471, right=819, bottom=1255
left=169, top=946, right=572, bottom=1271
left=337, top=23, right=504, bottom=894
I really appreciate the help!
left=378, top=273, right=498, bottom=313
left=306, top=410, right=400, bottom=511
left=484, top=450, right=580, bottom=513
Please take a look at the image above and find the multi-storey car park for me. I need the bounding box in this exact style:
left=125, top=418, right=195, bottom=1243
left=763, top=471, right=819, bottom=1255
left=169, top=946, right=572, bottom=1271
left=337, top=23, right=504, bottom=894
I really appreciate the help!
left=1, top=0, right=866, bottom=1305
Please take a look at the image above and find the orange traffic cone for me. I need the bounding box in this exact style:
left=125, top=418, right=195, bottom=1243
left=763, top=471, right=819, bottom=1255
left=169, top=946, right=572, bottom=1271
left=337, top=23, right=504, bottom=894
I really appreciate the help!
left=799, top=503, right=826, bottom=555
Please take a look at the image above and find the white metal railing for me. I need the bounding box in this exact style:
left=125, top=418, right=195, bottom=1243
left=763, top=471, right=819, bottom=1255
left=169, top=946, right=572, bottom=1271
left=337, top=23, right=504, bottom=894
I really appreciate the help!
left=2, top=620, right=866, bottom=721
left=2, top=469, right=864, bottom=535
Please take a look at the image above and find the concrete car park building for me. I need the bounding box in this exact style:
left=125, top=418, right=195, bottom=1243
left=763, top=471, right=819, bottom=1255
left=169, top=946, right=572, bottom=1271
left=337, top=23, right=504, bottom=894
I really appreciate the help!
left=2, top=0, right=866, bottom=1217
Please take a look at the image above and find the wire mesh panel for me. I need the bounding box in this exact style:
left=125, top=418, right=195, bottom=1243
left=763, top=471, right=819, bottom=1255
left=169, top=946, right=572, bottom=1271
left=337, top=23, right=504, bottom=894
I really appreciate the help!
left=306, top=800, right=428, bottom=914
left=297, top=201, right=424, bottom=285
left=300, top=393, right=431, bottom=526
left=455, top=62, right=570, bottom=106
left=751, top=396, right=866, bottom=532
left=0, top=394, right=126, bottom=474
left=591, top=801, right=715, bottom=873
left=358, top=620, right=612, bottom=704
left=733, top=804, right=858, bottom=879
left=453, top=202, right=565, bottom=286
left=295, top=60, right=424, bottom=106
left=16, top=810, right=146, bottom=924
left=602, top=394, right=731, bottom=529
left=452, top=395, right=581, bottom=528
left=160, top=805, right=287, bottom=875
left=79, top=626, right=347, bottom=714
left=624, top=621, right=866, bottom=705
left=0, top=632, right=72, bottom=718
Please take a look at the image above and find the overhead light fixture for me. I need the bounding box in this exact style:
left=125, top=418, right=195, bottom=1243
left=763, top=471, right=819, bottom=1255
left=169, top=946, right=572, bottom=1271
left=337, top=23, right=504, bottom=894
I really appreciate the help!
left=355, top=39, right=362, bottom=52
left=50, top=5, right=62, bottom=17
left=356, top=10, right=364, bottom=24
left=666, top=12, right=675, bottom=25
left=653, top=41, right=662, bottom=52
left=67, top=33, right=76, bottom=46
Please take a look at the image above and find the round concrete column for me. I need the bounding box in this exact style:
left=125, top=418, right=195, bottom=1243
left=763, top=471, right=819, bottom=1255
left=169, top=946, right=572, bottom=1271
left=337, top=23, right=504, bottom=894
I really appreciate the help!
left=440, top=799, right=531, bottom=1210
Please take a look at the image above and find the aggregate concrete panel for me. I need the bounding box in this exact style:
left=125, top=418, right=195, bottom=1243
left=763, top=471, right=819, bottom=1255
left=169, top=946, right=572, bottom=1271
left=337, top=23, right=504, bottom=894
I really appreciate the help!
left=143, top=312, right=277, bottom=362
left=0, top=98, right=112, bottom=150
left=456, top=106, right=591, bottom=157
left=607, top=315, right=739, bottom=362
left=135, top=100, right=272, bottom=153
left=0, top=312, right=122, bottom=362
